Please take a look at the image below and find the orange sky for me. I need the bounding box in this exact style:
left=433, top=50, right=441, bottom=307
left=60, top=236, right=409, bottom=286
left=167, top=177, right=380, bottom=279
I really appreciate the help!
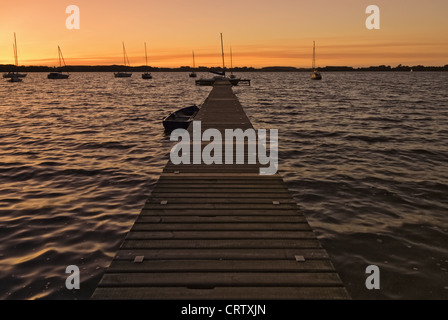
left=0, top=0, right=447, bottom=68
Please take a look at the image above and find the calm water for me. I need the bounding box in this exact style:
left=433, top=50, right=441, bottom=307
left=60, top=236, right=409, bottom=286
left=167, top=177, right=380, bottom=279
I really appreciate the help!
left=0, top=72, right=447, bottom=299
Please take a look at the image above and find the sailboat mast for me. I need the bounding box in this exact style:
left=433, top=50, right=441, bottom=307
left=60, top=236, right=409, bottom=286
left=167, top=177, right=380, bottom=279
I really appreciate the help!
left=13, top=43, right=17, bottom=67
left=192, top=51, right=195, bottom=68
left=145, top=42, right=148, bottom=67
left=59, top=46, right=68, bottom=74
left=312, top=41, right=316, bottom=70
left=230, top=47, right=233, bottom=75
left=14, top=33, right=18, bottom=67
left=122, top=42, right=126, bottom=66
left=220, top=33, right=225, bottom=73
left=58, top=46, right=62, bottom=68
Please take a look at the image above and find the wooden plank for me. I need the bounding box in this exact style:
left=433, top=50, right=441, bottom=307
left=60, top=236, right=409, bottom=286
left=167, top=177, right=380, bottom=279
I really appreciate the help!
left=135, top=215, right=308, bottom=223
left=157, top=175, right=283, bottom=181
left=143, top=204, right=299, bottom=210
left=114, top=249, right=329, bottom=259
left=131, top=222, right=312, bottom=231
left=98, top=272, right=343, bottom=287
left=152, top=188, right=290, bottom=194
left=146, top=197, right=297, bottom=204
left=92, top=286, right=350, bottom=300
left=106, top=260, right=335, bottom=273
left=140, top=209, right=303, bottom=216
left=154, top=183, right=288, bottom=188
left=125, top=230, right=317, bottom=240
left=154, top=182, right=288, bottom=187
left=149, top=192, right=294, bottom=199
left=120, top=239, right=322, bottom=249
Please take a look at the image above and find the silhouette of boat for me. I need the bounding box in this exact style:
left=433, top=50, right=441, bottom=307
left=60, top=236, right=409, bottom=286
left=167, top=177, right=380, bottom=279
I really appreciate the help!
left=162, top=105, right=199, bottom=131
left=195, top=34, right=250, bottom=86
left=142, top=42, right=152, bottom=79
left=114, top=42, right=132, bottom=78
left=7, top=75, right=22, bottom=83
left=189, top=51, right=197, bottom=78
left=5, top=33, right=26, bottom=82
left=3, top=72, right=26, bottom=79
left=311, top=41, right=322, bottom=80
left=48, top=46, right=70, bottom=79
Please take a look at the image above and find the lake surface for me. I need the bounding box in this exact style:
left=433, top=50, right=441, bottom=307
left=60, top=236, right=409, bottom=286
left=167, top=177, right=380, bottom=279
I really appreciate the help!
left=0, top=72, right=447, bottom=299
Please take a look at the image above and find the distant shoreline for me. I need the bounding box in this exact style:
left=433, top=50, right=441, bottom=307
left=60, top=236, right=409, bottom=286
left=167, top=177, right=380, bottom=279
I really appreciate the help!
left=1, top=64, right=447, bottom=72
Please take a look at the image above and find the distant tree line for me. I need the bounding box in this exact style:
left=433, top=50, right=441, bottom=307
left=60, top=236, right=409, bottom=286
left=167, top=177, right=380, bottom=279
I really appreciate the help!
left=0, top=64, right=447, bottom=72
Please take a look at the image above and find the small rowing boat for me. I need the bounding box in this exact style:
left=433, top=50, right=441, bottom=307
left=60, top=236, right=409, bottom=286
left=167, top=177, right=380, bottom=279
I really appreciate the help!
left=162, top=105, right=199, bottom=131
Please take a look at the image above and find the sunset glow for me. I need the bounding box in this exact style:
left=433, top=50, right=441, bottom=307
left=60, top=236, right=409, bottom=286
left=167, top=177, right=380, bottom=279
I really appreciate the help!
left=1, top=0, right=447, bottom=68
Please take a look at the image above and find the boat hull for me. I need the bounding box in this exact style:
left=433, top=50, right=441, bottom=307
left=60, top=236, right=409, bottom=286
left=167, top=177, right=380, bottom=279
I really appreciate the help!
left=142, top=73, right=152, bottom=79
left=189, top=72, right=197, bottom=78
left=3, top=72, right=27, bottom=78
left=48, top=72, right=69, bottom=79
left=114, top=72, right=132, bottom=78
left=162, top=105, right=199, bottom=132
left=195, top=77, right=250, bottom=86
left=311, top=72, right=322, bottom=80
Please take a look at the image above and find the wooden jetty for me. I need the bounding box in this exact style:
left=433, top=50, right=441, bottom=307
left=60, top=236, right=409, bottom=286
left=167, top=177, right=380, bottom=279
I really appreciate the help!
left=92, top=80, right=349, bottom=300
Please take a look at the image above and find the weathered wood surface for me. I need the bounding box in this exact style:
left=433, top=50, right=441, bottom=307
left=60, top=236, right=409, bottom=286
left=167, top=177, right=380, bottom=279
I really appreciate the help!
left=92, top=80, right=349, bottom=300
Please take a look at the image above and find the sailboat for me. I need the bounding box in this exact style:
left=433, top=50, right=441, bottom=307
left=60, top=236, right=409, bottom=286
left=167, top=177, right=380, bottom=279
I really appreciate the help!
left=114, top=42, right=132, bottom=78
left=196, top=34, right=249, bottom=86
left=142, top=42, right=152, bottom=79
left=189, top=51, right=197, bottom=78
left=311, top=41, right=322, bottom=80
left=48, top=46, right=70, bottom=79
left=229, top=47, right=236, bottom=79
left=4, top=33, right=26, bottom=82
left=195, top=33, right=226, bottom=85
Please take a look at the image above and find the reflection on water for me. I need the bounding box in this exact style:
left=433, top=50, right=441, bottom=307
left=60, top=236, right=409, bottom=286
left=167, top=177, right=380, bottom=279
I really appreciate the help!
left=0, top=72, right=447, bottom=299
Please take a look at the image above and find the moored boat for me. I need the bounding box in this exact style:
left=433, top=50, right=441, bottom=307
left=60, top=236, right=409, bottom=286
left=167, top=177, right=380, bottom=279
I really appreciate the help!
left=115, top=42, right=132, bottom=78
left=6, top=33, right=26, bottom=82
left=7, top=75, right=22, bottom=83
left=142, top=42, right=152, bottom=79
left=195, top=34, right=250, bottom=86
left=311, top=41, right=322, bottom=80
left=3, top=72, right=27, bottom=79
left=114, top=72, right=132, bottom=78
left=162, top=105, right=199, bottom=131
left=48, top=72, right=69, bottom=79
left=48, top=46, right=70, bottom=79
left=189, top=51, right=197, bottom=78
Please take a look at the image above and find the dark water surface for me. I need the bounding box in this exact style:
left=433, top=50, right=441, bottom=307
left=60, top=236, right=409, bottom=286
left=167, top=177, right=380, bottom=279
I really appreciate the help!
left=0, top=72, right=447, bottom=299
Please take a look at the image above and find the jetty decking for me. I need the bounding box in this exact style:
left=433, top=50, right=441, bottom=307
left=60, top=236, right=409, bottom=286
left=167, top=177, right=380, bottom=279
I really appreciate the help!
left=92, top=80, right=349, bottom=299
